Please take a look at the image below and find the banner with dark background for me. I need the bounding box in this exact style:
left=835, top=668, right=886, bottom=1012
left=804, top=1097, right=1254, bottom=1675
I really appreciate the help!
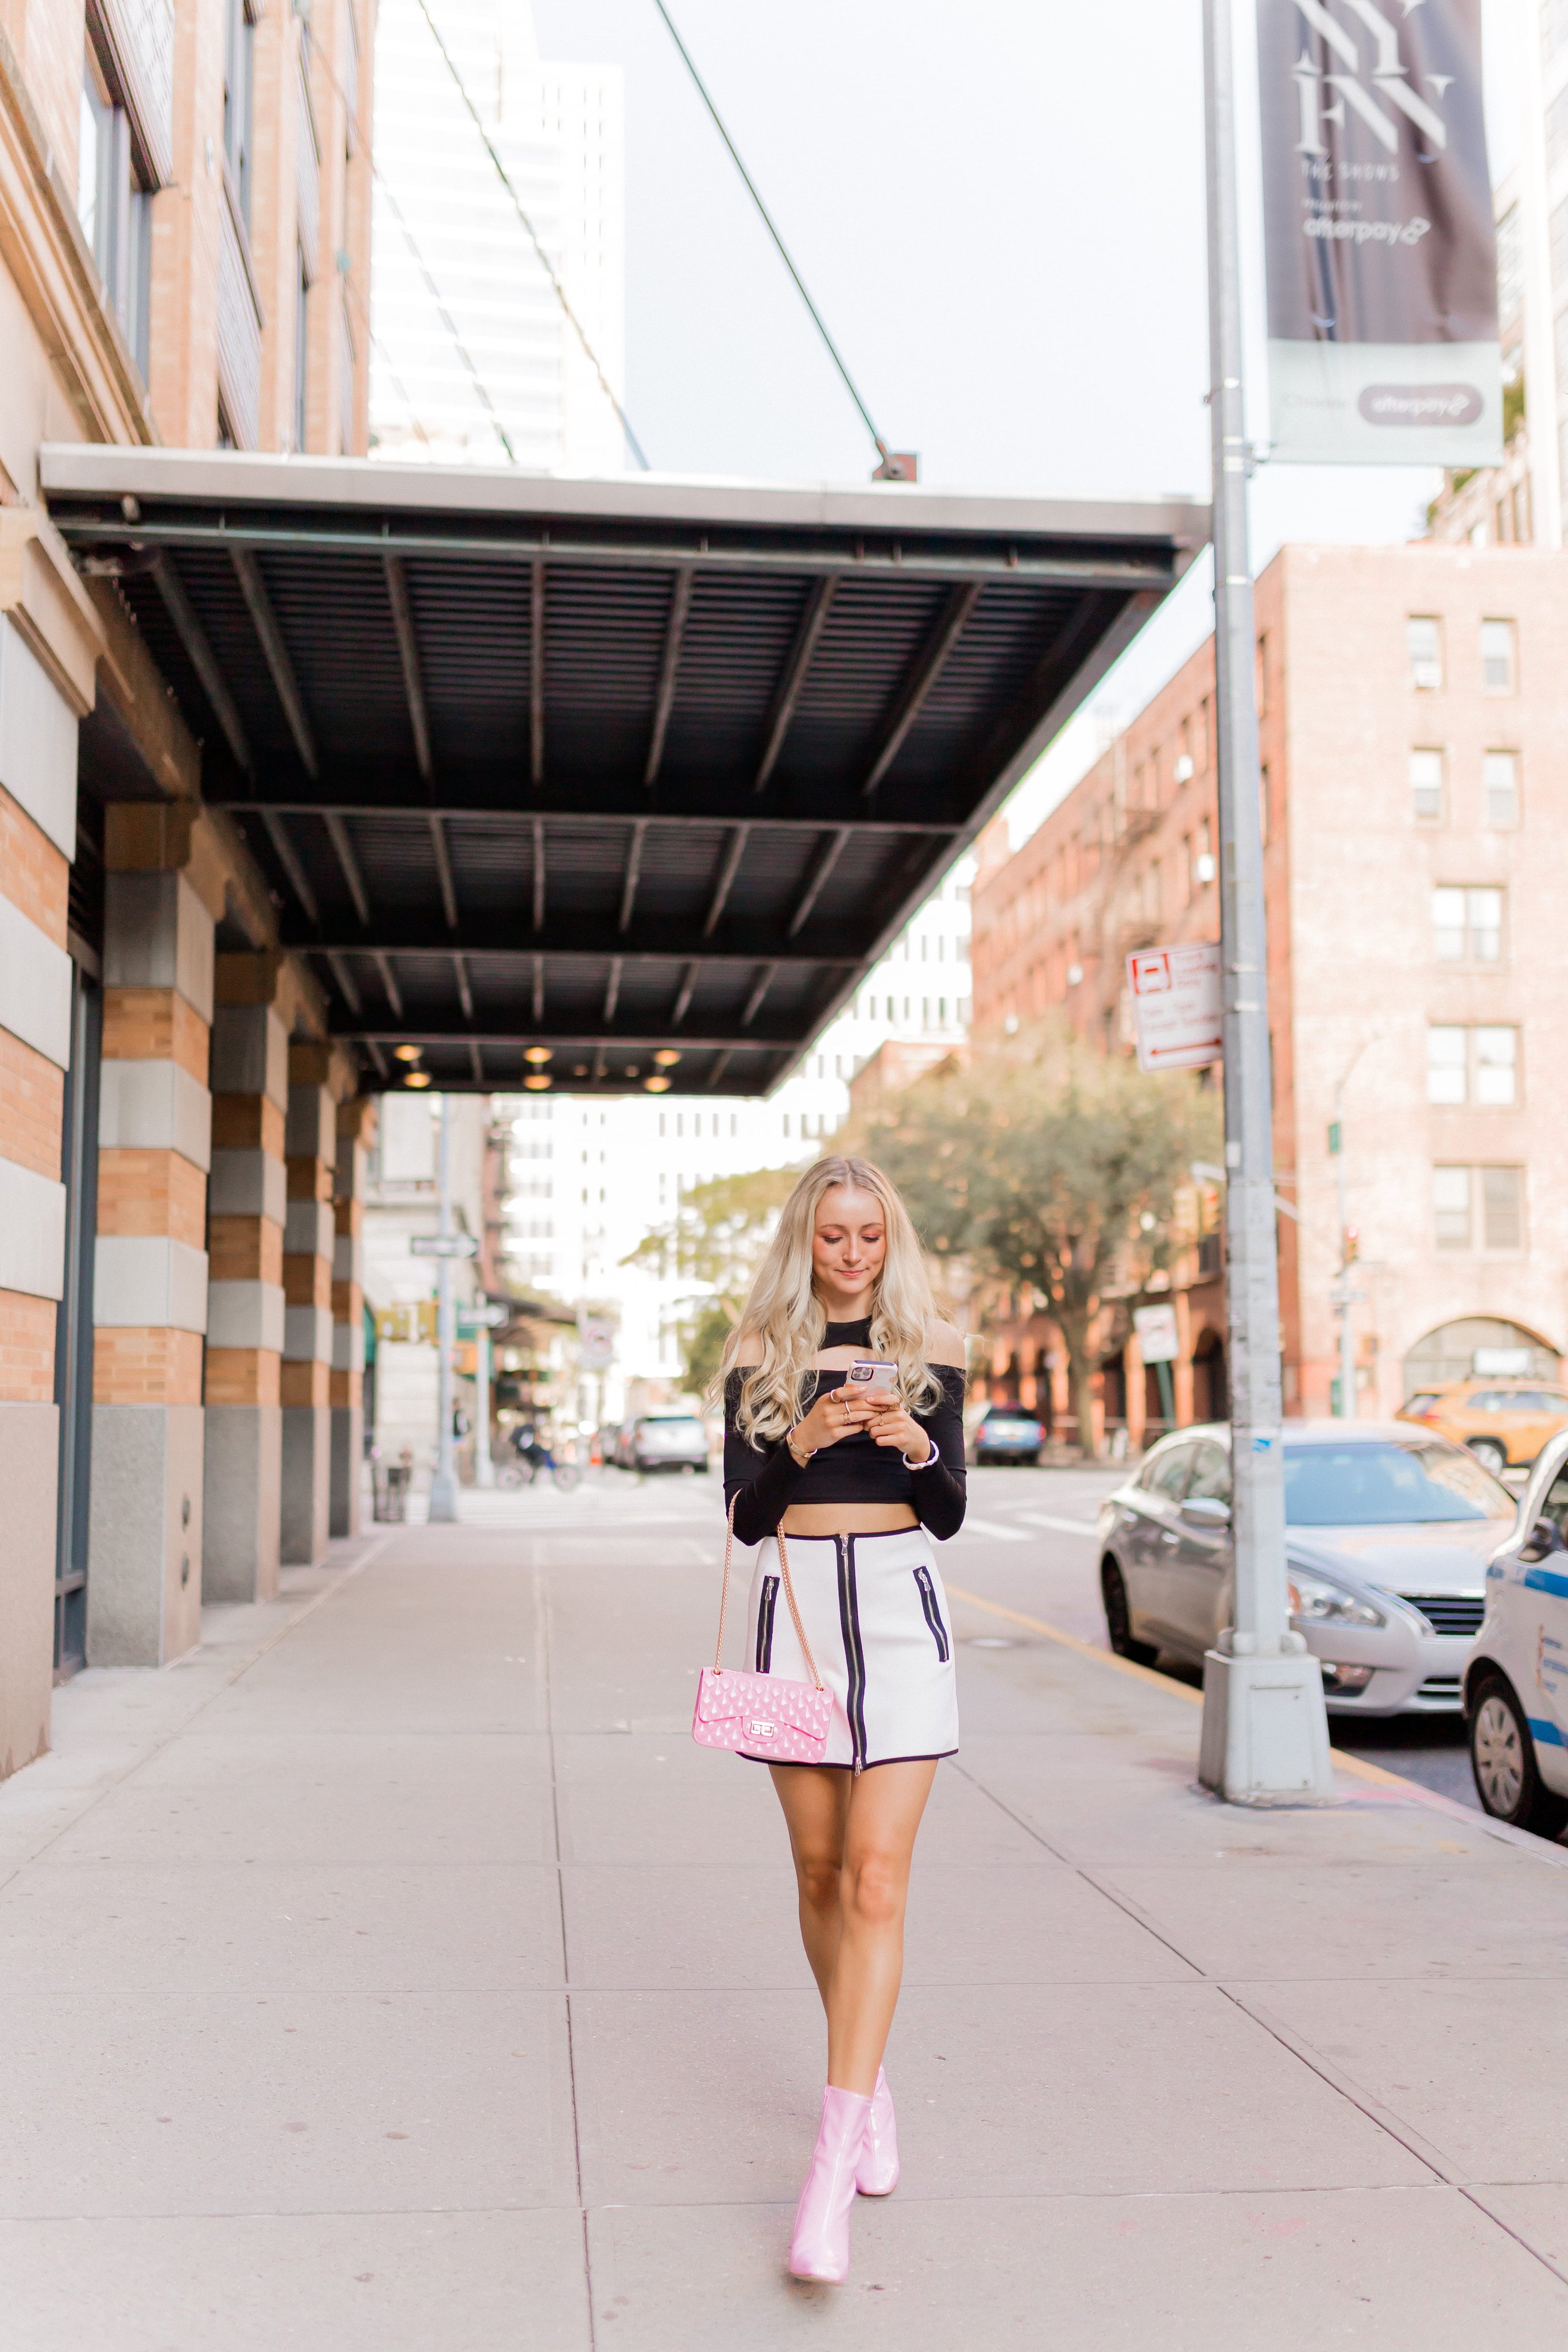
left=1257, top=0, right=1501, bottom=464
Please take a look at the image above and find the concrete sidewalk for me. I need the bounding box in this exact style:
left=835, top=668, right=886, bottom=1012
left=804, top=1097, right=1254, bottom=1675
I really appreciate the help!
left=2, top=1490, right=1567, bottom=2347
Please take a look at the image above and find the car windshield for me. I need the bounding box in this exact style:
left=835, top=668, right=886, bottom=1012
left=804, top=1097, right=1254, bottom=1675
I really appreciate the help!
left=1283, top=1440, right=1512, bottom=1525
left=644, top=1418, right=701, bottom=1436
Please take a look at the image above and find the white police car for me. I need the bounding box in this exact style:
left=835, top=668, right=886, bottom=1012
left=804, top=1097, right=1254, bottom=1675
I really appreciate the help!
left=1465, top=1426, right=1568, bottom=1839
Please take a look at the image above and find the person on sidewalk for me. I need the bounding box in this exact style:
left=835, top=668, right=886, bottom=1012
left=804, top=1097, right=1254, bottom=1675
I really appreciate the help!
left=717, top=1154, right=966, bottom=2284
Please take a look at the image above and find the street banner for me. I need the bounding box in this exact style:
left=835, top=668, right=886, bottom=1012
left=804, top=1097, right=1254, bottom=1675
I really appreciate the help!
left=1256, top=0, right=1501, bottom=466
left=1126, top=943, right=1222, bottom=1073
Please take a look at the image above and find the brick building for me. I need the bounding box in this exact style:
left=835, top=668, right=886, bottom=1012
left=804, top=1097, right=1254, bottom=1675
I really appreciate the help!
left=971, top=541, right=1568, bottom=1442
left=1, top=0, right=374, bottom=1776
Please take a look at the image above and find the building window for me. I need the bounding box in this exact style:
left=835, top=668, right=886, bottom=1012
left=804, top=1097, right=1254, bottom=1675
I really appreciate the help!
left=223, top=0, right=255, bottom=225
left=1433, top=1166, right=1471, bottom=1248
left=1432, top=885, right=1502, bottom=963
left=1194, top=819, right=1214, bottom=884
left=1427, top=1026, right=1518, bottom=1107
left=1433, top=1164, right=1525, bottom=1252
left=1407, top=616, right=1442, bottom=690
left=294, top=247, right=309, bottom=450
left=1483, top=750, right=1519, bottom=828
left=1480, top=618, right=1516, bottom=694
left=78, top=41, right=152, bottom=376
left=1410, top=748, right=1444, bottom=822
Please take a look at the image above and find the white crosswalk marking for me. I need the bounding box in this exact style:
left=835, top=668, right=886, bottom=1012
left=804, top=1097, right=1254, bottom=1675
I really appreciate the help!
left=957, top=1515, right=1032, bottom=1542
left=1016, top=1512, right=1101, bottom=1537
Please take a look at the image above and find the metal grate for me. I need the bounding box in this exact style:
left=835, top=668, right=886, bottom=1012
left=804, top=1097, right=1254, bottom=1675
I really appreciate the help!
left=47, top=448, right=1206, bottom=1090
left=1403, top=1595, right=1486, bottom=1637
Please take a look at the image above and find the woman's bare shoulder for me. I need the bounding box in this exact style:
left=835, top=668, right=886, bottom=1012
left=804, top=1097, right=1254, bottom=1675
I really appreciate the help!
left=924, top=1320, right=967, bottom=1369
left=731, top=1332, right=764, bottom=1369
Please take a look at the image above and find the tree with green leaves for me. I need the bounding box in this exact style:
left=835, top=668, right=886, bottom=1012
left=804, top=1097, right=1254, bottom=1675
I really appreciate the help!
left=625, top=1163, right=805, bottom=1394
left=847, top=1026, right=1219, bottom=1460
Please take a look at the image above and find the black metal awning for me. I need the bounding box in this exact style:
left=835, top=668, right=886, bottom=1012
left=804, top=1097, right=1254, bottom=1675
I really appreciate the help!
left=44, top=448, right=1206, bottom=1095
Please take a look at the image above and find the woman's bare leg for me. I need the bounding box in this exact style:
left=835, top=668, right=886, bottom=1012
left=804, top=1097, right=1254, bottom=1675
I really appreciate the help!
left=826, top=1760, right=936, bottom=2093
left=769, top=1758, right=937, bottom=2094
left=769, top=1763, right=851, bottom=2003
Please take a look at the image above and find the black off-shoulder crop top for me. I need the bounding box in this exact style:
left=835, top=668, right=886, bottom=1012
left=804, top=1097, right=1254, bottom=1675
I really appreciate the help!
left=723, top=1317, right=967, bottom=1545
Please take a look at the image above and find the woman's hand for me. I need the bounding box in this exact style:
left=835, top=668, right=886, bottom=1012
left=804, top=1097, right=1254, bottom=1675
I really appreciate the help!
left=790, top=1380, right=876, bottom=1460
left=862, top=1390, right=931, bottom=1463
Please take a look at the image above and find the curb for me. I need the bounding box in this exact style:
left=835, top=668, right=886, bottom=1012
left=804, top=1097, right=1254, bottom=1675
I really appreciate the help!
left=944, top=1579, right=1568, bottom=1864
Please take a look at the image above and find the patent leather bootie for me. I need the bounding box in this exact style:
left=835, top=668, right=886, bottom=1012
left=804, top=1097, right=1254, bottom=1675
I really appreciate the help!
left=855, top=2066, right=899, bottom=2196
left=788, top=2086, right=872, bottom=2283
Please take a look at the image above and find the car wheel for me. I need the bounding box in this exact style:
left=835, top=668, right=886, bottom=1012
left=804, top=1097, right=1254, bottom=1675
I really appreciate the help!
left=1470, top=1674, right=1568, bottom=1838
left=1101, top=1558, right=1159, bottom=1669
left=1467, top=1437, right=1508, bottom=1476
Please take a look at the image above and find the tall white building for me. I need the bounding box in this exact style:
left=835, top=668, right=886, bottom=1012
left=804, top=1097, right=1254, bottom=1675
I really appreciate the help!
left=494, top=864, right=973, bottom=1405
left=370, top=0, right=625, bottom=471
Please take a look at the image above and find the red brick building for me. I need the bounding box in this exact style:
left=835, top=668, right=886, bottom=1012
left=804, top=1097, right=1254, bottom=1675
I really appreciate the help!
left=971, top=541, right=1568, bottom=1443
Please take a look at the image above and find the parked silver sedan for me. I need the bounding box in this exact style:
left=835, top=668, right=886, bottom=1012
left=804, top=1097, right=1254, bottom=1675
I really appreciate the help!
left=1095, top=1421, right=1516, bottom=1716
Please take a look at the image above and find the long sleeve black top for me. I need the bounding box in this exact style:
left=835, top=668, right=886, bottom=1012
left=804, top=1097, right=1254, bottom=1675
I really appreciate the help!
left=723, top=1362, right=967, bottom=1545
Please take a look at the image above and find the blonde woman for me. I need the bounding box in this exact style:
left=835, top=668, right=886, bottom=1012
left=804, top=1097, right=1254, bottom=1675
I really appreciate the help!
left=718, top=1154, right=966, bottom=2284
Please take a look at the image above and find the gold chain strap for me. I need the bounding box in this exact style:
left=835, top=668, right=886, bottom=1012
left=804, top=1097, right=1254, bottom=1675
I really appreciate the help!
left=714, top=1492, right=824, bottom=1690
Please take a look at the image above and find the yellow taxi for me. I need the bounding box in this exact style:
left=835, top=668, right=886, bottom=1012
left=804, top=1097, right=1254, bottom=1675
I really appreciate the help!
left=1397, top=1379, right=1568, bottom=1476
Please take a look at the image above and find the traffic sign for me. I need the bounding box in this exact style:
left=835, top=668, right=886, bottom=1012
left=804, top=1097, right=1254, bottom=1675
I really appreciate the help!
left=578, top=1314, right=615, bottom=1367
left=1133, top=1303, right=1180, bottom=1365
left=1126, top=943, right=1222, bottom=1073
left=410, top=1233, right=478, bottom=1258
left=458, top=1304, right=508, bottom=1332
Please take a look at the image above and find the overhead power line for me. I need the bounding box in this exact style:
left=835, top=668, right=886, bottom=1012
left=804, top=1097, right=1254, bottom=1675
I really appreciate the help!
left=414, top=0, right=652, bottom=470
left=377, top=176, right=518, bottom=462
left=651, top=0, right=899, bottom=475
left=305, top=29, right=518, bottom=462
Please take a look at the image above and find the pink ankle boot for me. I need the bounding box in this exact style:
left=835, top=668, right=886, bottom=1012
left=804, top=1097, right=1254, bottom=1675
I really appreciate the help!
left=855, top=2067, right=899, bottom=2196
left=788, top=2086, right=872, bottom=2283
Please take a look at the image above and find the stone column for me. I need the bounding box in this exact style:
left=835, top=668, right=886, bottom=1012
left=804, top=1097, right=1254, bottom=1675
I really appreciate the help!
left=0, top=618, right=78, bottom=1773
left=281, top=1045, right=336, bottom=1563
left=90, top=808, right=216, bottom=1668
left=203, top=956, right=289, bottom=1601
left=331, top=1097, right=375, bottom=1535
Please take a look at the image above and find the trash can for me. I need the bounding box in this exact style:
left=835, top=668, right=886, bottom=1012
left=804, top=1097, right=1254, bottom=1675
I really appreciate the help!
left=373, top=1461, right=411, bottom=1523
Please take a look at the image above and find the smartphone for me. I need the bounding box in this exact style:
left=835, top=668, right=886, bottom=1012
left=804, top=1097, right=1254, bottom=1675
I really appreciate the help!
left=846, top=1360, right=899, bottom=1393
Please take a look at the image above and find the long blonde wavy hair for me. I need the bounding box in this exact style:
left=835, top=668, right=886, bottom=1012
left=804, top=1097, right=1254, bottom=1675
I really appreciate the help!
left=716, top=1155, right=942, bottom=1445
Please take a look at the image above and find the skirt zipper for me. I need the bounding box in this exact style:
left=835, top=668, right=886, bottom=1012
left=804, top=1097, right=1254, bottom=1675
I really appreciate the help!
left=835, top=1533, right=867, bottom=1774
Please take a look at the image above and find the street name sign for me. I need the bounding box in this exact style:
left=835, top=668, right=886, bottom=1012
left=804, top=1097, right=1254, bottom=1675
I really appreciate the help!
left=458, top=1305, right=508, bottom=1333
left=410, top=1233, right=478, bottom=1259
left=1126, top=944, right=1222, bottom=1073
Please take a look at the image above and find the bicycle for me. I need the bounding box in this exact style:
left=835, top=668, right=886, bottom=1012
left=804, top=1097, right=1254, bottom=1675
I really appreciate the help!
left=497, top=1451, right=580, bottom=1492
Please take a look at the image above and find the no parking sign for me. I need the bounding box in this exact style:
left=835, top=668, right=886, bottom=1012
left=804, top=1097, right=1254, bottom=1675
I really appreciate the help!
left=1125, top=944, right=1222, bottom=1074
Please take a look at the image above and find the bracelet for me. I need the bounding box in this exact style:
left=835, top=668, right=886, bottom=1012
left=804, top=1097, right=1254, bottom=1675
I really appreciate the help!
left=787, top=1426, right=816, bottom=1468
left=903, top=1437, right=939, bottom=1471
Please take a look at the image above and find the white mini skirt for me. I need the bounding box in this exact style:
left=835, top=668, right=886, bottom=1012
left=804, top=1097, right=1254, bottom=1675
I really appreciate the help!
left=739, top=1526, right=959, bottom=1770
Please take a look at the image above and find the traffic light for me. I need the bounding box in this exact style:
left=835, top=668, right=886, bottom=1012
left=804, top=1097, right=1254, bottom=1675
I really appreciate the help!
left=1343, top=1225, right=1360, bottom=1264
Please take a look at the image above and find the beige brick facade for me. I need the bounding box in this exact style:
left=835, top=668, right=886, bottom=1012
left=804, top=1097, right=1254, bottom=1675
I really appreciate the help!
left=0, top=0, right=377, bottom=1759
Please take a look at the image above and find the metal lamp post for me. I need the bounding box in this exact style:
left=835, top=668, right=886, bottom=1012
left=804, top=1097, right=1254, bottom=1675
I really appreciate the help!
left=1195, top=0, right=1333, bottom=1804
left=428, top=1093, right=459, bottom=1525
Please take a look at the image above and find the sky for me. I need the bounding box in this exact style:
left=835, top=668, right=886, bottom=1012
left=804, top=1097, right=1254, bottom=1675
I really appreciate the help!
left=528, top=0, right=1522, bottom=842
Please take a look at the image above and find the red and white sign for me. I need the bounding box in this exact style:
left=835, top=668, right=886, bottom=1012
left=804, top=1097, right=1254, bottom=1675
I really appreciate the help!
left=1125, top=943, right=1222, bottom=1074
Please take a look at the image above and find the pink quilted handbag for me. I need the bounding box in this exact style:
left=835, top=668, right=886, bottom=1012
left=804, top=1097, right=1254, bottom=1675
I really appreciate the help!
left=691, top=1496, right=831, bottom=1764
